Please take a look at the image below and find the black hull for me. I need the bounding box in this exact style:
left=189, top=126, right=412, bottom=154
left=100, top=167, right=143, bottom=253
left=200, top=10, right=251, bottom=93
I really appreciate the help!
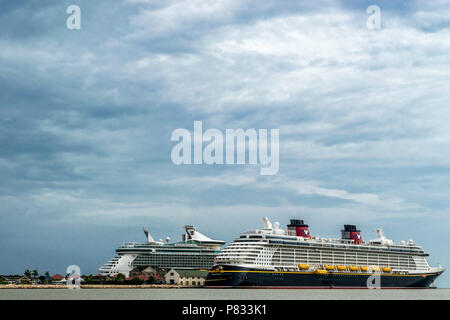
left=204, top=265, right=443, bottom=289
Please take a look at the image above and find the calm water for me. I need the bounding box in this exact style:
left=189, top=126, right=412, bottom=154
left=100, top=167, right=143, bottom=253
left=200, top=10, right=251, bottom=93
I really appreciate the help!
left=0, top=288, right=449, bottom=300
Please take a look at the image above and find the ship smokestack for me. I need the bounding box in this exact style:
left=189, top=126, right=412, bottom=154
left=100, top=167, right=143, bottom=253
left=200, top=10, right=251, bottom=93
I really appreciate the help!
left=287, top=219, right=310, bottom=238
left=341, top=224, right=363, bottom=244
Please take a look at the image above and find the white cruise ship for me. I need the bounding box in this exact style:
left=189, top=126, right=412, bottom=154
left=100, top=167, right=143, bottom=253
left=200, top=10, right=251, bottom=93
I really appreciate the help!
left=99, top=225, right=224, bottom=277
left=205, top=217, right=445, bottom=288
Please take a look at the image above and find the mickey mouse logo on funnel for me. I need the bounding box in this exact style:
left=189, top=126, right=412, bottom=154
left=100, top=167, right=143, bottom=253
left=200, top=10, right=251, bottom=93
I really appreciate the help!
left=342, top=224, right=363, bottom=244
left=287, top=219, right=311, bottom=238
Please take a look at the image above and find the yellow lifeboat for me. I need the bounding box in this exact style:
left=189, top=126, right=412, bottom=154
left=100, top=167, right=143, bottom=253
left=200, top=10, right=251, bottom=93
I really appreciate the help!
left=314, top=269, right=327, bottom=275
left=337, top=265, right=347, bottom=271
left=325, top=265, right=335, bottom=271
left=349, top=266, right=358, bottom=271
left=359, top=266, right=369, bottom=271
left=298, top=264, right=310, bottom=270
left=382, top=267, right=391, bottom=273
left=371, top=266, right=380, bottom=272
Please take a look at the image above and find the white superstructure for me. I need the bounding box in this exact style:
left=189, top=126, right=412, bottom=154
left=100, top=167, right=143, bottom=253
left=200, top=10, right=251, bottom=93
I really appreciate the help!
left=98, top=253, right=138, bottom=277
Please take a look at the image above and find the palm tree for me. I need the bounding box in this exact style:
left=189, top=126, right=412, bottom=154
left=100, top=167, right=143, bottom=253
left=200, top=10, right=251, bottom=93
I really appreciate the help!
left=24, top=269, right=31, bottom=278
left=32, top=270, right=39, bottom=278
left=44, top=271, right=50, bottom=277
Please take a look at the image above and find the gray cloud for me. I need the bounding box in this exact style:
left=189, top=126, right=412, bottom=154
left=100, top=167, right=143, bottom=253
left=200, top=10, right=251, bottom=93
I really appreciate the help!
left=1, top=0, right=450, bottom=285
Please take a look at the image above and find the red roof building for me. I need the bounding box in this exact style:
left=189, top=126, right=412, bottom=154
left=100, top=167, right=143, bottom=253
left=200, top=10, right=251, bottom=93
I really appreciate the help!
left=51, top=274, right=65, bottom=280
left=125, top=274, right=149, bottom=281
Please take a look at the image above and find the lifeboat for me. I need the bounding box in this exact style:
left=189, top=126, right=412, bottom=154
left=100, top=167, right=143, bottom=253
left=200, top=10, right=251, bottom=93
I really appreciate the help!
left=359, top=266, right=369, bottom=271
left=382, top=267, right=391, bottom=273
left=298, top=264, right=310, bottom=270
left=348, top=266, right=358, bottom=271
left=337, top=265, right=347, bottom=271
left=314, top=269, right=327, bottom=275
left=371, top=266, right=380, bottom=272
left=325, top=265, right=335, bottom=270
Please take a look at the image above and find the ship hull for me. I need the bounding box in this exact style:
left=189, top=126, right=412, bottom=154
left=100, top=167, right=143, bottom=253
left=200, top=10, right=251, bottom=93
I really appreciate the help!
left=204, top=265, right=443, bottom=289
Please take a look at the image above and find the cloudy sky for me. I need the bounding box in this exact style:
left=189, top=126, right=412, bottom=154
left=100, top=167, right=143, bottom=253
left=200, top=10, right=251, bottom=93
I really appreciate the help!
left=1, top=0, right=450, bottom=286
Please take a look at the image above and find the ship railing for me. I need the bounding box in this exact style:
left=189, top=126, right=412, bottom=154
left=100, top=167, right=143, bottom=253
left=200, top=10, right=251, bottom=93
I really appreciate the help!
left=242, top=230, right=259, bottom=235
left=122, top=242, right=137, bottom=247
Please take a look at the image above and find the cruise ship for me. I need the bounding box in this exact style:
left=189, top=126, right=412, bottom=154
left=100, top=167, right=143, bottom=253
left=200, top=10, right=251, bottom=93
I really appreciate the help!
left=204, top=217, right=445, bottom=288
left=99, top=225, right=225, bottom=277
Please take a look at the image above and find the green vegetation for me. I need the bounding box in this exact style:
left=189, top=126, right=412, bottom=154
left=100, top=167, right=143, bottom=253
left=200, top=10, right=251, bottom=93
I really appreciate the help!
left=126, top=277, right=144, bottom=285
left=145, top=276, right=156, bottom=284
left=85, top=274, right=93, bottom=283
left=116, top=273, right=126, bottom=283
left=3, top=269, right=161, bottom=286
left=38, top=275, right=52, bottom=284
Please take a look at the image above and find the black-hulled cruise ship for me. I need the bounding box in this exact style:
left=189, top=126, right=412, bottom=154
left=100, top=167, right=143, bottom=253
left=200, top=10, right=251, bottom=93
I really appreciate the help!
left=99, top=225, right=224, bottom=277
left=204, top=218, right=445, bottom=288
